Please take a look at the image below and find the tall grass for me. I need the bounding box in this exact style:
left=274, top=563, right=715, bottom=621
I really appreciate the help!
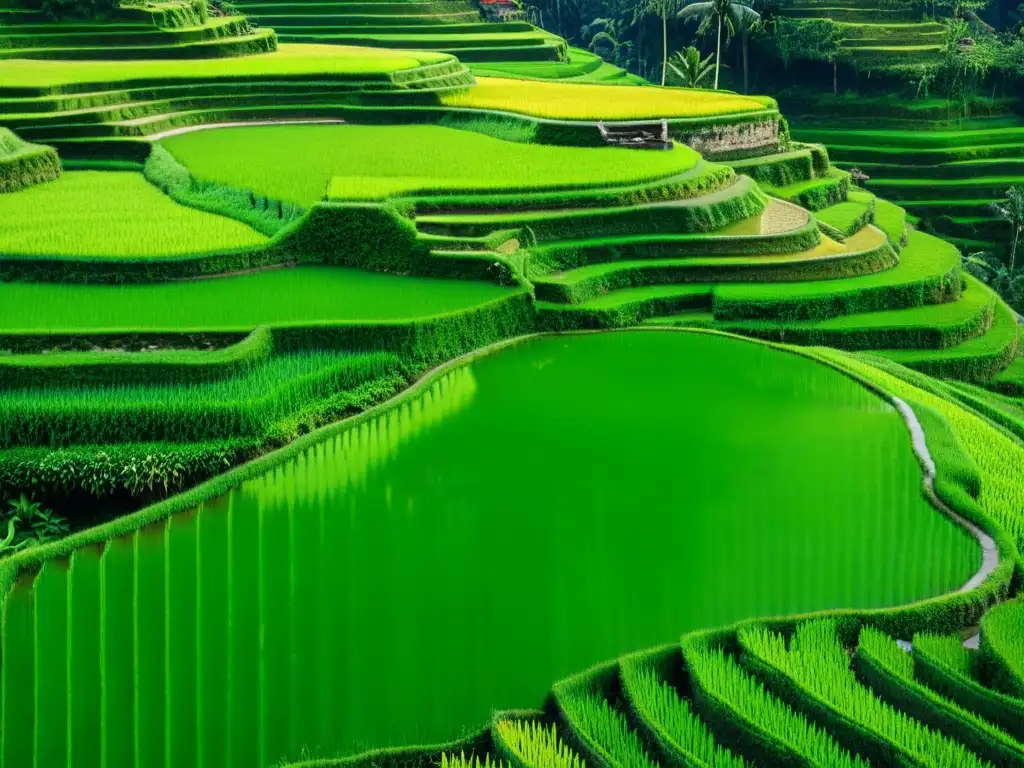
left=558, top=692, right=657, bottom=768
left=685, top=643, right=863, bottom=767
left=494, top=719, right=586, bottom=768
left=740, top=620, right=987, bottom=768
left=0, top=351, right=404, bottom=446
left=161, top=124, right=699, bottom=206
left=441, top=77, right=771, bottom=120
left=0, top=172, right=267, bottom=258
left=621, top=662, right=748, bottom=768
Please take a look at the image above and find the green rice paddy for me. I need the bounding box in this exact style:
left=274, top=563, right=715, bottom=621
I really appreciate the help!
left=0, top=266, right=515, bottom=332
left=0, top=331, right=979, bottom=765
left=0, top=172, right=267, bottom=258
left=0, top=43, right=447, bottom=88
left=161, top=124, right=700, bottom=206
left=2, top=5, right=1024, bottom=766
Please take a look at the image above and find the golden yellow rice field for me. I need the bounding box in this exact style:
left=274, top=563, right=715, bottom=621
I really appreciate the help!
left=441, top=77, right=773, bottom=120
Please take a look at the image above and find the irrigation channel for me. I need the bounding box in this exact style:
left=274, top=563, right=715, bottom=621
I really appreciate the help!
left=1, top=331, right=984, bottom=767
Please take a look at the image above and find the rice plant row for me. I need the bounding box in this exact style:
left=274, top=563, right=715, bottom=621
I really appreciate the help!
left=619, top=660, right=748, bottom=768
left=441, top=753, right=508, bottom=768
left=0, top=350, right=404, bottom=446
left=556, top=691, right=658, bottom=768
left=493, top=719, right=586, bottom=768
left=739, top=619, right=988, bottom=768
left=684, top=641, right=865, bottom=767
left=819, top=349, right=1024, bottom=552
left=912, top=632, right=1024, bottom=741
left=855, top=626, right=1024, bottom=764
left=981, top=598, right=1024, bottom=698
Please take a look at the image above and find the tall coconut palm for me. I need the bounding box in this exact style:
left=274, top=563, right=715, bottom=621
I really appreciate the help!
left=678, top=0, right=760, bottom=90
left=635, top=0, right=684, bottom=86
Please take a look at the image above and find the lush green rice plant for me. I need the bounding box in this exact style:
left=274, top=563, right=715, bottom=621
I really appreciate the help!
left=855, top=625, right=1024, bottom=764
left=493, top=719, right=585, bottom=768
left=684, top=641, right=863, bottom=767
left=913, top=633, right=1024, bottom=742
left=739, top=619, right=987, bottom=767
left=558, top=692, right=657, bottom=768
left=824, top=349, right=1024, bottom=551
left=161, top=124, right=700, bottom=206
left=440, top=77, right=772, bottom=120
left=440, top=752, right=507, bottom=768
left=0, top=351, right=404, bottom=446
left=981, top=598, right=1024, bottom=698
left=0, top=127, right=60, bottom=193
left=0, top=43, right=448, bottom=88
left=620, top=660, right=748, bottom=767
left=0, top=171, right=267, bottom=258
left=0, top=266, right=515, bottom=334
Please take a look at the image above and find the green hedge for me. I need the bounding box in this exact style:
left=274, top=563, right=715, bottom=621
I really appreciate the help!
left=728, top=146, right=818, bottom=188
left=145, top=144, right=303, bottom=237
left=0, top=127, right=60, bottom=192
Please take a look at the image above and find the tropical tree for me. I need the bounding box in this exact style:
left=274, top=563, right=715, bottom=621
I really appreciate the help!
left=963, top=250, right=1024, bottom=308
left=636, top=0, right=685, bottom=86
left=730, top=7, right=760, bottom=93
left=678, top=0, right=760, bottom=90
left=668, top=45, right=714, bottom=87
left=991, top=186, right=1024, bottom=272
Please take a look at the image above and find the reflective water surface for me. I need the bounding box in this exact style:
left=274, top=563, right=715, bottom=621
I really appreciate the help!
left=2, top=331, right=979, bottom=767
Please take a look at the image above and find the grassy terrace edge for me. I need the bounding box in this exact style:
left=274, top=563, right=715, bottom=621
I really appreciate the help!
left=0, top=327, right=1017, bottom=767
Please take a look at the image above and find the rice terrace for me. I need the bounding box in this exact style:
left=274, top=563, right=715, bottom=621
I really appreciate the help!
left=4, top=0, right=1024, bottom=763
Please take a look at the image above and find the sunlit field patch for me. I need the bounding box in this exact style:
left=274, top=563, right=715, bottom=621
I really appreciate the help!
left=161, top=124, right=701, bottom=205
left=0, top=171, right=267, bottom=258
left=440, top=77, right=773, bottom=120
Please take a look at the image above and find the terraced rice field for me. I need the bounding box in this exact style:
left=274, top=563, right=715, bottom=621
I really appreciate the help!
left=161, top=123, right=701, bottom=205
left=0, top=171, right=268, bottom=257
left=0, top=266, right=515, bottom=333
left=0, top=331, right=980, bottom=765
left=233, top=0, right=567, bottom=62
left=440, top=77, right=773, bottom=120
left=2, top=7, right=1024, bottom=768
left=792, top=118, right=1024, bottom=252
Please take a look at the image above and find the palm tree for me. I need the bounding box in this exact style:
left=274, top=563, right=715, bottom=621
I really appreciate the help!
left=678, top=0, right=760, bottom=90
left=668, top=46, right=714, bottom=87
left=636, top=0, right=684, bottom=86
left=730, top=8, right=760, bottom=93
left=991, top=186, right=1024, bottom=273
